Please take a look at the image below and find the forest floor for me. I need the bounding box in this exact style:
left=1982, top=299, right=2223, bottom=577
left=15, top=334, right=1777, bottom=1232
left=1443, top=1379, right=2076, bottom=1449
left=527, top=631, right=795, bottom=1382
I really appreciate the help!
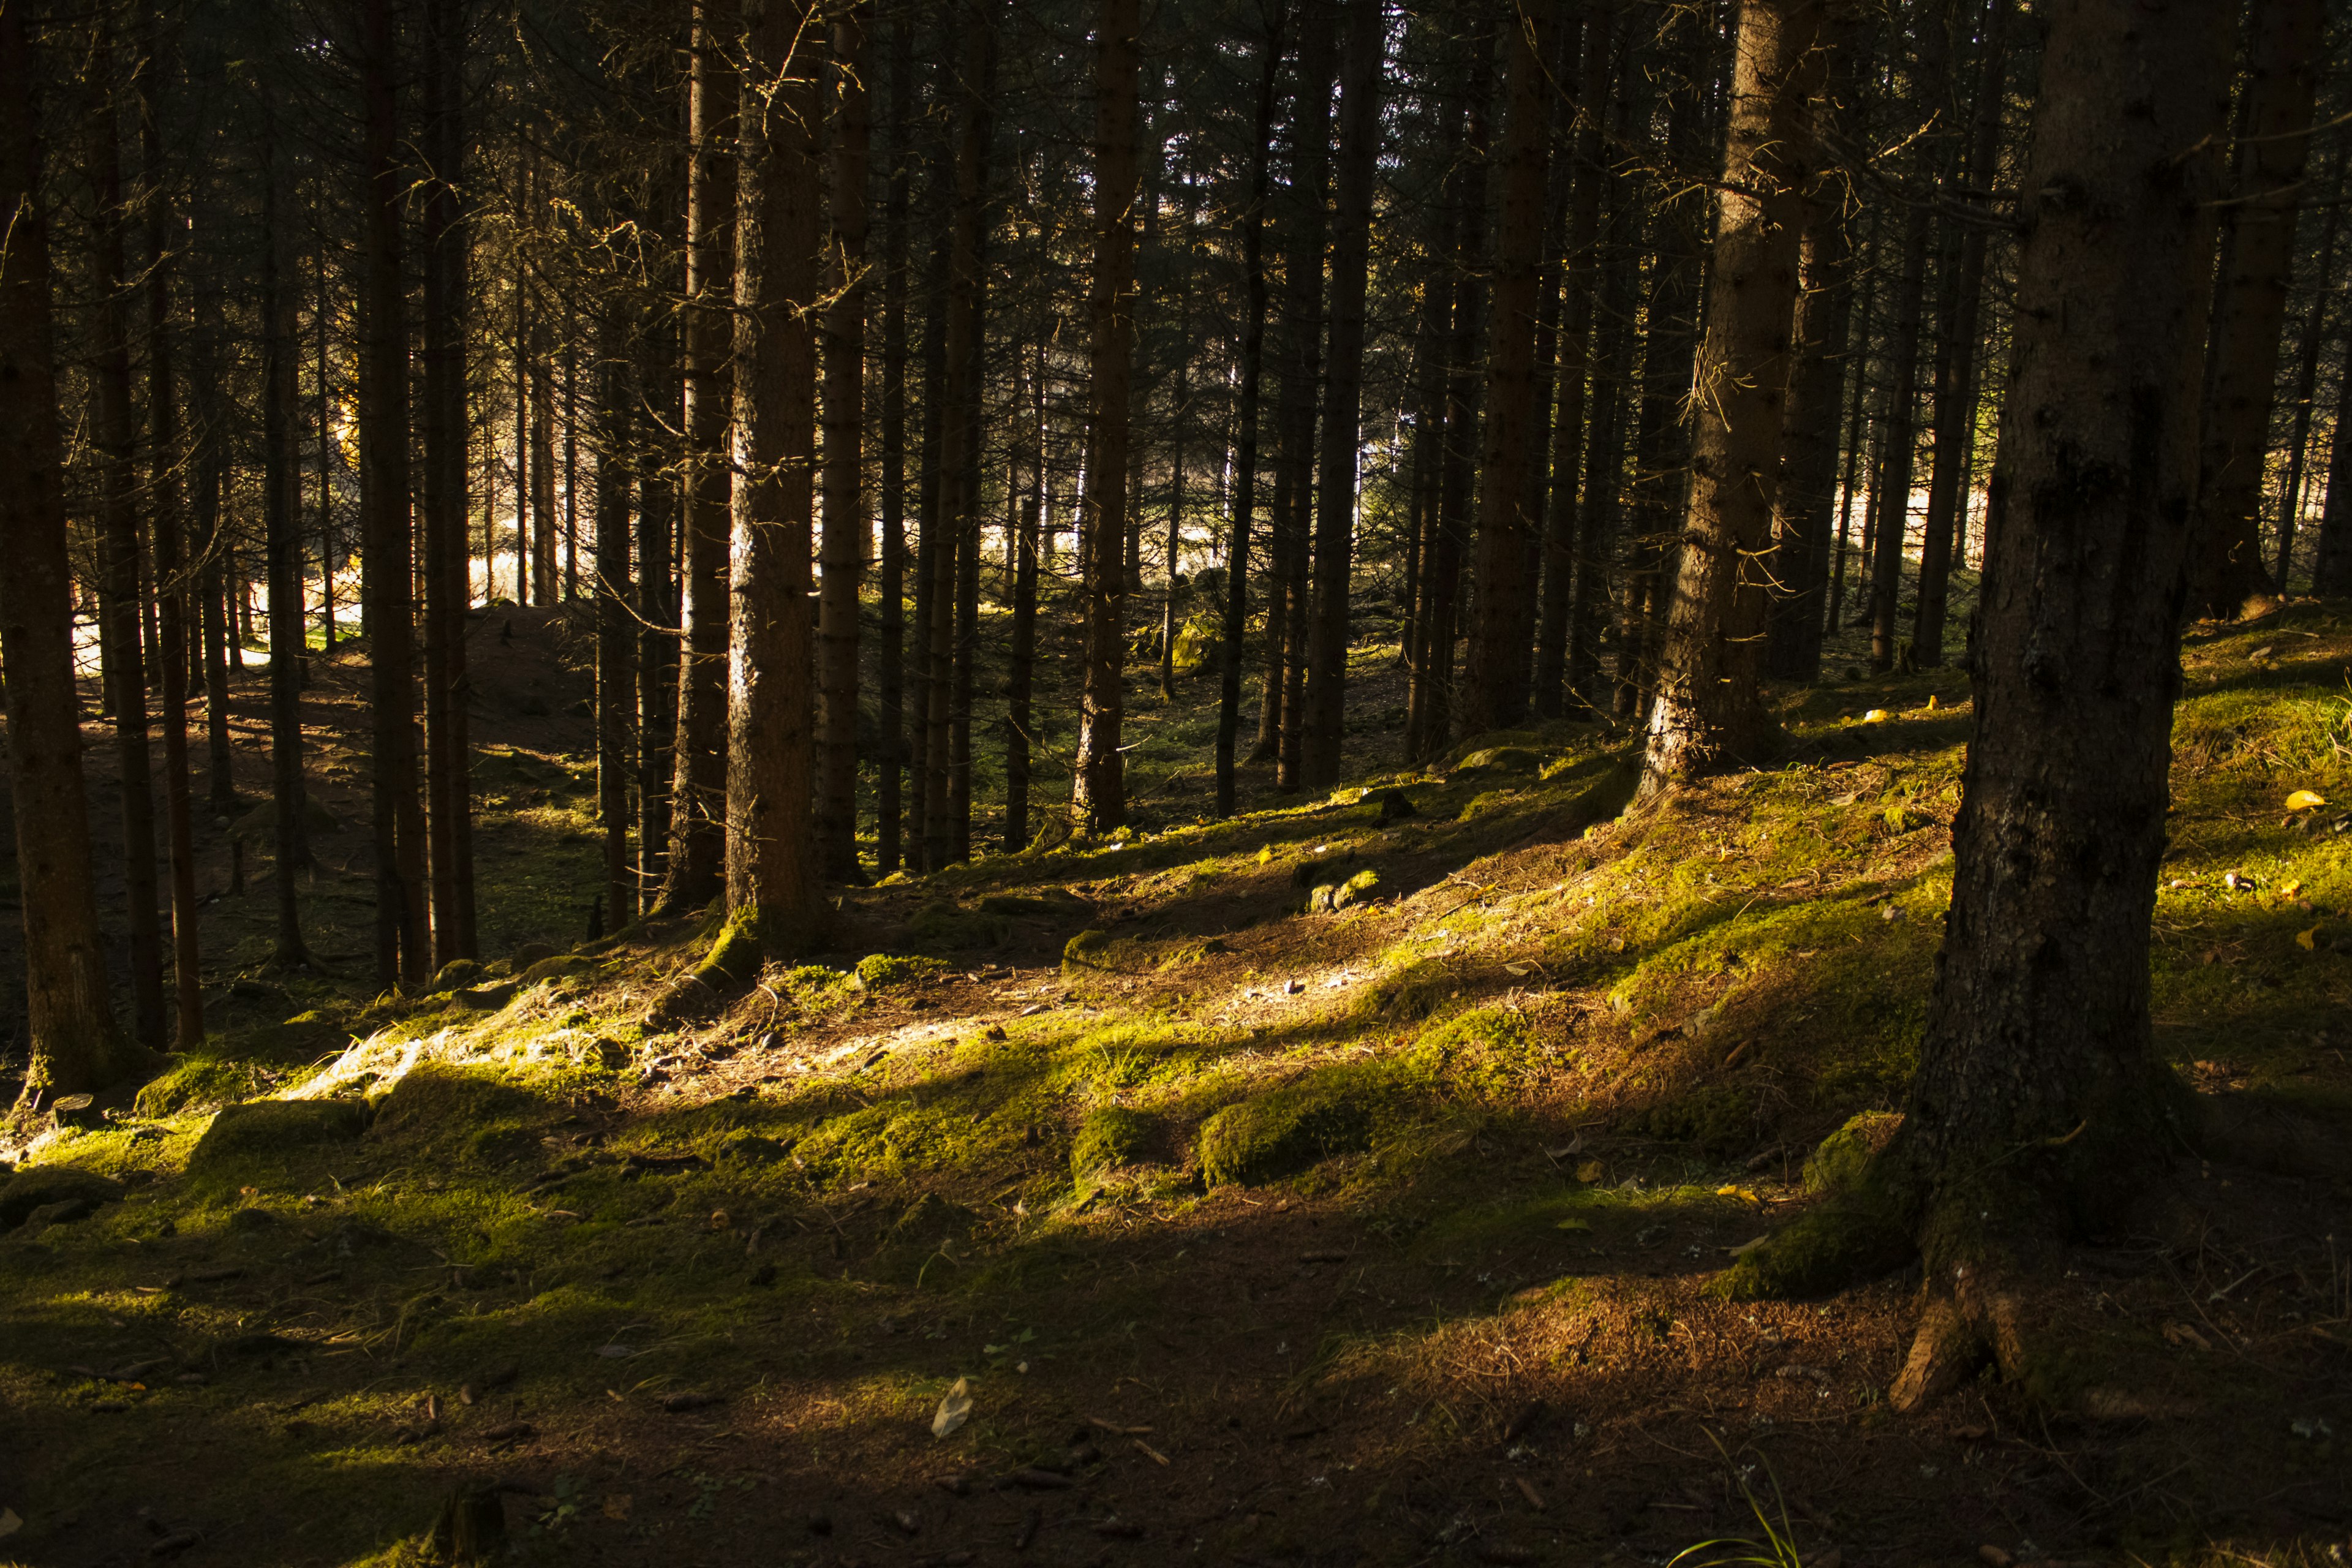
left=3, top=588, right=2351, bottom=1568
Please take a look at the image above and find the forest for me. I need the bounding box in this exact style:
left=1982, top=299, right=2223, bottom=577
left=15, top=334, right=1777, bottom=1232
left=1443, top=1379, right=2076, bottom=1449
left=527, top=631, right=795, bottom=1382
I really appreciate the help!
left=2, top=0, right=2351, bottom=1562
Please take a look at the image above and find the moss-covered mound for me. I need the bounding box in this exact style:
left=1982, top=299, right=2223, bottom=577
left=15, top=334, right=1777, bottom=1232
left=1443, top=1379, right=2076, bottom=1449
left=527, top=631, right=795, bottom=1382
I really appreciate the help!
left=1197, top=1081, right=1374, bottom=1187
left=1071, top=1106, right=1159, bottom=1179
left=187, top=1098, right=371, bottom=1176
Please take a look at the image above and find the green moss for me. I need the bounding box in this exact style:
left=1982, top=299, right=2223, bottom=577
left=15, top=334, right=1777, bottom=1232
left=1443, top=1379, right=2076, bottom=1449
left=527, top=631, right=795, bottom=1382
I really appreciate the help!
left=367, top=1066, right=541, bottom=1155
left=1412, top=1005, right=1539, bottom=1101
left=1712, top=1187, right=1914, bottom=1300
left=695, top=908, right=766, bottom=987
left=186, top=1098, right=372, bottom=1178
left=855, top=952, right=944, bottom=989
left=1071, top=1106, right=1159, bottom=1178
left=1197, top=1080, right=1376, bottom=1186
left=1360, top=959, right=1457, bottom=1022
left=1803, top=1110, right=1904, bottom=1193
left=908, top=900, right=1014, bottom=950
left=521, top=954, right=599, bottom=985
left=978, top=889, right=1088, bottom=918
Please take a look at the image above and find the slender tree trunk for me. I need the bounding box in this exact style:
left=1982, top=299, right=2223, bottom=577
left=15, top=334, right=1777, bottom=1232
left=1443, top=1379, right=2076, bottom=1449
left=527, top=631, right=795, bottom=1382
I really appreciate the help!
left=1539, top=3, right=1612, bottom=717
left=1159, top=170, right=1197, bottom=704
left=1912, top=0, right=2011, bottom=666
left=1403, top=97, right=1464, bottom=757
left=925, top=2, right=998, bottom=867
left=2187, top=0, right=2324, bottom=620
left=317, top=222, right=336, bottom=654
left=532, top=334, right=559, bottom=603
left=2315, top=348, right=2352, bottom=595
left=663, top=0, right=739, bottom=911
left=1642, top=0, right=1824, bottom=787
left=2272, top=146, right=2345, bottom=589
left=513, top=279, right=530, bottom=606
left=1006, top=344, right=1041, bottom=849
left=1427, top=39, right=1496, bottom=757
left=361, top=0, right=426, bottom=984
left=263, top=163, right=312, bottom=970
left=1215, top=9, right=1281, bottom=817
left=1, top=5, right=140, bottom=1095
left=1072, top=0, right=1142, bottom=833
left=636, top=317, right=679, bottom=912
left=725, top=0, right=823, bottom=954
left=421, top=0, right=470, bottom=967
left=1299, top=0, right=1384, bottom=786
left=198, top=394, right=236, bottom=816
left=815, top=0, right=870, bottom=882
left=1253, top=11, right=1337, bottom=775
left=1849, top=0, right=2234, bottom=1405
left=1826, top=209, right=1880, bottom=637
left=1462, top=0, right=1556, bottom=739
left=909, top=227, right=946, bottom=848
left=140, top=9, right=200, bottom=1053
left=1764, top=9, right=1870, bottom=684
left=595, top=311, right=634, bottom=934
left=87, top=18, right=167, bottom=1044
left=875, top=13, right=912, bottom=876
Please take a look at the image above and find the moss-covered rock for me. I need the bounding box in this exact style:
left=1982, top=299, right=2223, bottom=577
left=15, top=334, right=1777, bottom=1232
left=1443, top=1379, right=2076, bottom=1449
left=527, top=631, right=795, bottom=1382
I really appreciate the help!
left=1803, top=1110, right=1904, bottom=1194
left=430, top=958, right=484, bottom=992
left=1713, top=1187, right=1914, bottom=1301
left=1197, top=1084, right=1373, bottom=1186
left=1623, top=1083, right=1755, bottom=1155
left=695, top=910, right=766, bottom=987
left=368, top=1068, right=538, bottom=1149
left=0, top=1165, right=125, bottom=1231
left=908, top=901, right=1014, bottom=950
left=1071, top=1106, right=1159, bottom=1178
left=187, top=1098, right=372, bottom=1174
left=1453, top=746, right=1547, bottom=777
left=854, top=952, right=944, bottom=989
left=521, top=954, right=599, bottom=986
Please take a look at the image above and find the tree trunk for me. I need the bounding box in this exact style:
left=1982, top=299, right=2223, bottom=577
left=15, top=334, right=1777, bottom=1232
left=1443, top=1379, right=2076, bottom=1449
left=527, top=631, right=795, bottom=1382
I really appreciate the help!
left=1006, top=344, right=1041, bottom=850
left=1296, top=0, right=1384, bottom=786
left=725, top=0, right=824, bottom=956
left=2186, top=0, right=2324, bottom=620
left=361, top=0, right=426, bottom=985
left=2315, top=351, right=2352, bottom=594
left=421, top=0, right=471, bottom=966
left=636, top=315, right=679, bottom=912
left=1253, top=8, right=1338, bottom=781
left=1826, top=0, right=2235, bottom=1408
left=1640, top=0, right=1824, bottom=788
left=1912, top=0, right=2012, bottom=666
left=1159, top=169, right=1197, bottom=706
left=1071, top=0, right=1142, bottom=834
left=1461, top=0, right=1555, bottom=739
left=86, top=17, right=167, bottom=1046
left=875, top=13, right=913, bottom=876
left=925, top=1, right=998, bottom=867
left=140, top=7, right=200, bottom=1053
left=1539, top=2, right=1612, bottom=717
left=663, top=0, right=739, bottom=913
left=197, top=389, right=236, bottom=817
left=816, top=0, right=872, bottom=883
left=1215, top=8, right=1281, bottom=817
left=595, top=311, right=634, bottom=935
left=2271, top=146, right=2345, bottom=589
left=0, top=5, right=141, bottom=1096
left=263, top=162, right=312, bottom=970
left=1763, top=10, right=1870, bottom=684
left=1825, top=210, right=1880, bottom=638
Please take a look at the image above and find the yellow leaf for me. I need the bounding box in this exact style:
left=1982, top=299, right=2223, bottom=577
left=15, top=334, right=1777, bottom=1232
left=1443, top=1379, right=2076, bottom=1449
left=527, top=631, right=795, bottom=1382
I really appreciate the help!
left=1256, top=845, right=1273, bottom=864
left=1860, top=709, right=1890, bottom=723
left=2283, top=881, right=2303, bottom=898
left=2297, top=924, right=2321, bottom=951
left=1555, top=1218, right=1591, bottom=1233
left=1924, top=694, right=1939, bottom=710
left=1716, top=1184, right=1763, bottom=1206
left=2286, top=789, right=2329, bottom=812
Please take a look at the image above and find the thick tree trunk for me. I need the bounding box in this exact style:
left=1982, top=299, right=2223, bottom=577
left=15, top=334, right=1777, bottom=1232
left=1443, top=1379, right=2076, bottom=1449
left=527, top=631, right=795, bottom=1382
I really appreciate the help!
left=1, top=6, right=140, bottom=1095
left=1072, top=0, right=1142, bottom=834
left=1735, top=0, right=2239, bottom=1401
left=816, top=0, right=871, bottom=883
left=87, top=20, right=167, bottom=1046
left=1461, top=0, right=1555, bottom=739
left=1215, top=13, right=1280, bottom=818
left=1641, top=0, right=1823, bottom=788
left=875, top=13, right=912, bottom=875
left=2186, top=0, right=2324, bottom=621
left=1297, top=0, right=1383, bottom=786
left=1912, top=0, right=2011, bottom=666
left=725, top=0, right=823, bottom=956
left=663, top=0, right=739, bottom=912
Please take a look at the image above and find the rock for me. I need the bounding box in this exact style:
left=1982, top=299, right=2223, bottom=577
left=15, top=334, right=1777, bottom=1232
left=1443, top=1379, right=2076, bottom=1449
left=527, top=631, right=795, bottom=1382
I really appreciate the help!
left=1374, top=788, right=1417, bottom=824
left=21, top=1197, right=98, bottom=1232
left=187, top=1099, right=372, bottom=1174
left=431, top=958, right=484, bottom=991
left=0, top=1166, right=125, bottom=1232
left=520, top=954, right=597, bottom=985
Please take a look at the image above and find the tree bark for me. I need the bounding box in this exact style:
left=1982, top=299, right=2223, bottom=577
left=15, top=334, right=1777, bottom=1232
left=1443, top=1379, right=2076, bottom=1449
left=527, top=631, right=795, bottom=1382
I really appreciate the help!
left=86, top=16, right=167, bottom=1046
left=421, top=0, right=472, bottom=965
left=2315, top=350, right=2352, bottom=595
left=1006, top=340, right=1042, bottom=850
left=1852, top=0, right=2235, bottom=1404
left=1296, top=0, right=1382, bottom=787
left=2271, top=145, right=2345, bottom=589
left=875, top=13, right=913, bottom=876
left=1215, top=11, right=1280, bottom=818
left=662, top=0, right=739, bottom=913
left=816, top=0, right=872, bottom=883
left=595, top=311, right=634, bottom=935
left=1461, top=0, right=1555, bottom=739
left=1912, top=0, right=2012, bottom=666
left=2186, top=0, right=2324, bottom=620
left=1640, top=0, right=1824, bottom=788
left=725, top=0, right=824, bottom=956
left=1, top=4, right=141, bottom=1095
left=636, top=314, right=680, bottom=912
left=263, top=156, right=312, bottom=970
left=1071, top=0, right=1142, bottom=834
